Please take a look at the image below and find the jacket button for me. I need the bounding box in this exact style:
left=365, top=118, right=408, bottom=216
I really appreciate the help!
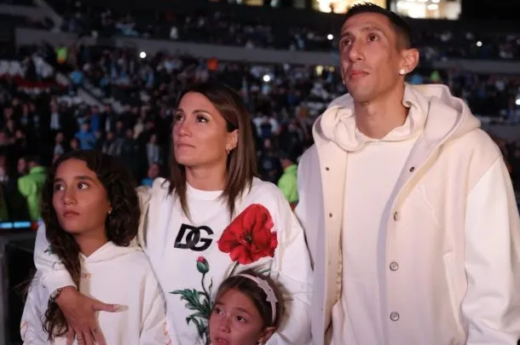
left=393, top=212, right=400, bottom=221
left=390, top=312, right=400, bottom=321
left=325, top=167, right=330, bottom=171
left=329, top=213, right=333, bottom=218
left=389, top=262, right=399, bottom=271
left=409, top=167, right=415, bottom=172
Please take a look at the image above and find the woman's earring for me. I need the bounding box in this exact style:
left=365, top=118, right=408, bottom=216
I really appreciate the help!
left=399, top=68, right=407, bottom=76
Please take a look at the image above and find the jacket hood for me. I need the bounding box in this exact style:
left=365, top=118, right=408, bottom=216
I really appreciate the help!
left=313, top=84, right=481, bottom=151
left=80, top=241, right=142, bottom=263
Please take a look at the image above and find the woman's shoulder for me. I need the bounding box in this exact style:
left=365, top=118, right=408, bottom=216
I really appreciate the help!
left=137, top=178, right=170, bottom=200
left=245, top=177, right=289, bottom=210
left=150, top=177, right=169, bottom=191
left=249, top=177, right=283, bottom=197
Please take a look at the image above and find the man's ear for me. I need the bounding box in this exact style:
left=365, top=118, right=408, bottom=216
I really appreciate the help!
left=400, top=48, right=419, bottom=75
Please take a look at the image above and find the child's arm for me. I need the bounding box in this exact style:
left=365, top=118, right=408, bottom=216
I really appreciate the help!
left=21, top=273, right=50, bottom=344
left=139, top=270, right=171, bottom=345
left=33, top=224, right=116, bottom=345
left=33, top=223, right=76, bottom=300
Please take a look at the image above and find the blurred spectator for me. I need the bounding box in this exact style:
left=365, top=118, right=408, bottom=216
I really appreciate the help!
left=53, top=131, right=66, bottom=162
left=0, top=152, right=27, bottom=220
left=69, top=137, right=80, bottom=151
left=69, top=67, right=84, bottom=89
left=141, top=162, right=161, bottom=187
left=17, top=157, right=28, bottom=176
left=258, top=138, right=282, bottom=184
left=277, top=151, right=298, bottom=209
left=75, top=122, right=96, bottom=150
left=56, top=45, right=68, bottom=65
left=120, top=128, right=138, bottom=178
left=146, top=133, right=162, bottom=166
left=17, top=155, right=47, bottom=221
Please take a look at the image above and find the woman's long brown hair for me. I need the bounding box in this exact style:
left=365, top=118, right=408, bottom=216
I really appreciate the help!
left=168, top=81, right=258, bottom=218
left=39, top=150, right=140, bottom=340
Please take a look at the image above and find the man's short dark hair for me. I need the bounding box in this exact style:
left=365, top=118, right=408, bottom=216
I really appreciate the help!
left=344, top=2, right=413, bottom=49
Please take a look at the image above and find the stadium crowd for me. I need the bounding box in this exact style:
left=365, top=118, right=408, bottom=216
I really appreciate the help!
left=48, top=0, right=520, bottom=61
left=0, top=44, right=519, bottom=222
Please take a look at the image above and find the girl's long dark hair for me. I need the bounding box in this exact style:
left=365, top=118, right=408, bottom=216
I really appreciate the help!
left=40, top=150, right=140, bottom=340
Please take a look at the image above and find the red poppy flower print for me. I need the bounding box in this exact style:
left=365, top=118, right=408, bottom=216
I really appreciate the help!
left=218, top=204, right=278, bottom=265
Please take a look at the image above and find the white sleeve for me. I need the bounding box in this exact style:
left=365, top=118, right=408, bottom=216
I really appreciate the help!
left=294, top=160, right=307, bottom=234
left=21, top=274, right=50, bottom=344
left=139, top=271, right=171, bottom=345
left=267, top=193, right=313, bottom=345
left=135, top=182, right=156, bottom=253
left=33, top=223, right=76, bottom=301
left=463, top=158, right=520, bottom=344
left=294, top=146, right=320, bottom=269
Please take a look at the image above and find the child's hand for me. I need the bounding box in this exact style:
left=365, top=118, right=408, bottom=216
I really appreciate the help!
left=56, top=287, right=119, bottom=345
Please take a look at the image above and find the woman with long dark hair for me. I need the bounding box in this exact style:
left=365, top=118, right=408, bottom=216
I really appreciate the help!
left=23, top=150, right=168, bottom=344
left=33, top=82, right=312, bottom=345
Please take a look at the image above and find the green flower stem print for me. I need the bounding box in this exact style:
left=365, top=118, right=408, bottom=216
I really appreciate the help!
left=170, top=257, right=214, bottom=344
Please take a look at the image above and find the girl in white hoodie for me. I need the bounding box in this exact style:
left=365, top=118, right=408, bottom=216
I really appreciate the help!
left=21, top=150, right=170, bottom=344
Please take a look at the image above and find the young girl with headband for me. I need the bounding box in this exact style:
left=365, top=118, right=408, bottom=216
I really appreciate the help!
left=209, top=270, right=284, bottom=345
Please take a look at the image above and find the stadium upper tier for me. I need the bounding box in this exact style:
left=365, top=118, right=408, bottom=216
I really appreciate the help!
left=37, top=0, right=520, bottom=60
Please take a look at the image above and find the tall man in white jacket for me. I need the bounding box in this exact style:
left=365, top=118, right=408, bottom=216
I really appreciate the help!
left=295, top=3, right=520, bottom=345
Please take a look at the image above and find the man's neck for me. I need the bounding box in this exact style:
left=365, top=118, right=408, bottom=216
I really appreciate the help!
left=354, top=86, right=409, bottom=139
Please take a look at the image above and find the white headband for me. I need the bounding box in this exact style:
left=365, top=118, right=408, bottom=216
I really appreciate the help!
left=238, top=274, right=278, bottom=324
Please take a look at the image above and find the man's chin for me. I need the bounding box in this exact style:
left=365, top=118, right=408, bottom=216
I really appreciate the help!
left=349, top=90, right=373, bottom=104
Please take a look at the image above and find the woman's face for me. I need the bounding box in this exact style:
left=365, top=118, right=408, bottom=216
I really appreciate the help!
left=209, top=288, right=274, bottom=345
left=52, top=159, right=111, bottom=237
left=172, top=92, right=237, bottom=169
